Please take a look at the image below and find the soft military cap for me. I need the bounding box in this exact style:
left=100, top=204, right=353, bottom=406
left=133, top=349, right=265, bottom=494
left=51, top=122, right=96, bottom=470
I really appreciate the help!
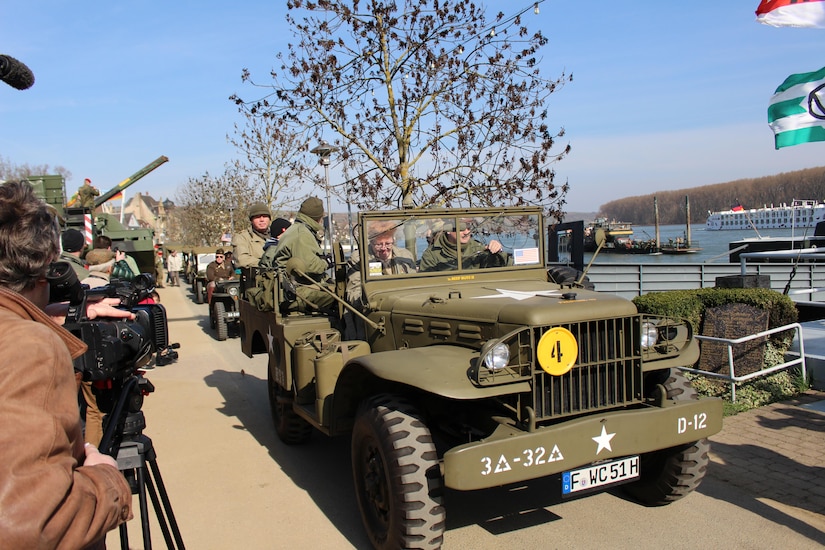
left=299, top=197, right=324, bottom=219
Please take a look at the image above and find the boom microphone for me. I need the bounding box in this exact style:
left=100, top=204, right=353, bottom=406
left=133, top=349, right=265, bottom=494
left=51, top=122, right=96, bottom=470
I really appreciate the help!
left=0, top=55, right=35, bottom=90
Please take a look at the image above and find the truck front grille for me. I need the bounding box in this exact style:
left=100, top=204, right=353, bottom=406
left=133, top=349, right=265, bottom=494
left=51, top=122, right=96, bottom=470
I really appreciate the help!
left=532, top=317, right=642, bottom=420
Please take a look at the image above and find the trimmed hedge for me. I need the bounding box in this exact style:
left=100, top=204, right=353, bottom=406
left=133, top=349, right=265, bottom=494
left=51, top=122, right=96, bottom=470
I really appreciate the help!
left=634, top=288, right=803, bottom=414
left=632, top=287, right=798, bottom=349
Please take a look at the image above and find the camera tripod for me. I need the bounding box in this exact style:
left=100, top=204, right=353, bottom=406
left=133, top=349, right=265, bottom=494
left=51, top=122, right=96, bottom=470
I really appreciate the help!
left=99, top=375, right=185, bottom=550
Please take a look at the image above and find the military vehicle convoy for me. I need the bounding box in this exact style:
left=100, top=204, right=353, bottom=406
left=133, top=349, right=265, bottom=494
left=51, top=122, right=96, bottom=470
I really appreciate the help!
left=189, top=252, right=215, bottom=304
left=238, top=206, right=722, bottom=549
left=26, top=155, right=168, bottom=273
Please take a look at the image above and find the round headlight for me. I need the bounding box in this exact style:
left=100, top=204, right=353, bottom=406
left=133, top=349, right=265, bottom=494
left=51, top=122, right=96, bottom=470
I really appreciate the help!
left=641, top=322, right=659, bottom=349
left=483, top=343, right=510, bottom=370
left=229, top=286, right=239, bottom=296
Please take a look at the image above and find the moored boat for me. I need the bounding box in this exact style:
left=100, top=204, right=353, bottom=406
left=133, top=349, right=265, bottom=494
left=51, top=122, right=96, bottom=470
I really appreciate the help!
left=660, top=238, right=701, bottom=254
left=706, top=199, right=825, bottom=231
left=583, top=217, right=633, bottom=251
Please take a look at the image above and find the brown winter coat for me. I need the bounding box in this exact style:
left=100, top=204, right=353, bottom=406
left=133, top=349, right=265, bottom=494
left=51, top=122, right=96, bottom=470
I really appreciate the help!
left=0, top=287, right=132, bottom=549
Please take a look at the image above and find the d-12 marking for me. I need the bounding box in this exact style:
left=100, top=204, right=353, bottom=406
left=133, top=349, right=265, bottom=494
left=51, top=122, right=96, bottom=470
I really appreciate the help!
left=677, top=412, right=708, bottom=434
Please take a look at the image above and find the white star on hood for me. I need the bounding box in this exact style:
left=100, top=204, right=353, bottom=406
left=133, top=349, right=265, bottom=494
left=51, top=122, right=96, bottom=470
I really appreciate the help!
left=592, top=425, right=616, bottom=455
left=474, top=288, right=561, bottom=301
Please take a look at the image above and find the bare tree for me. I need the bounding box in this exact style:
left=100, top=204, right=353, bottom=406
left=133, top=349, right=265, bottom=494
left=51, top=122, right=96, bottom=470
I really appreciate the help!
left=232, top=0, right=571, bottom=217
left=174, top=167, right=256, bottom=246
left=227, top=110, right=312, bottom=214
left=0, top=155, right=72, bottom=183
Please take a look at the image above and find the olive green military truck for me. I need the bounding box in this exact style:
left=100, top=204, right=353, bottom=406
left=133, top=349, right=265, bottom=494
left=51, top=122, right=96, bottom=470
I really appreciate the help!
left=238, top=206, right=722, bottom=550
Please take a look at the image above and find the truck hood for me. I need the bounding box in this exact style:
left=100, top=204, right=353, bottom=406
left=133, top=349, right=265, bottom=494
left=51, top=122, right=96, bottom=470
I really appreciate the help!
left=371, top=280, right=637, bottom=326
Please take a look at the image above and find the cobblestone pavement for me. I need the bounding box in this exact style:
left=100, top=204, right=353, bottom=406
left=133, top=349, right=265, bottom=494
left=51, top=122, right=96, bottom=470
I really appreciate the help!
left=707, top=389, right=825, bottom=537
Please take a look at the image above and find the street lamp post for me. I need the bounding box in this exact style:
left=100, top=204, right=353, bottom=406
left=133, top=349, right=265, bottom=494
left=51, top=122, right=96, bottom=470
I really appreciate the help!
left=310, top=140, right=340, bottom=254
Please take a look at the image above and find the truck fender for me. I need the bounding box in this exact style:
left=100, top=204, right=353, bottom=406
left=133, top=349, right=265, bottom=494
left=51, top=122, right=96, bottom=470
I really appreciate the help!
left=337, top=345, right=531, bottom=402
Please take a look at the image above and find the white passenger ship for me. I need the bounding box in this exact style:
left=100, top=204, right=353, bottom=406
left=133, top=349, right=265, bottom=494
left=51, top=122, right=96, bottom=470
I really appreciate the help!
left=706, top=199, right=825, bottom=231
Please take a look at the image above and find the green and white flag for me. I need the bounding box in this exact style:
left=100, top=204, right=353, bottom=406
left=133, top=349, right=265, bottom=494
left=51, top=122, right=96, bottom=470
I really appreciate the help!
left=768, top=66, right=825, bottom=149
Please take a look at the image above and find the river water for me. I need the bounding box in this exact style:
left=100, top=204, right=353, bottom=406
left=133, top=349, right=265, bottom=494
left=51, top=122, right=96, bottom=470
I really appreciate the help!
left=586, top=224, right=816, bottom=265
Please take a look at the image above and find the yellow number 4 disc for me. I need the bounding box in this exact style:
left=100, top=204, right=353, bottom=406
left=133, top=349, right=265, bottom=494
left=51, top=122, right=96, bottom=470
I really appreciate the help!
left=537, top=327, right=578, bottom=376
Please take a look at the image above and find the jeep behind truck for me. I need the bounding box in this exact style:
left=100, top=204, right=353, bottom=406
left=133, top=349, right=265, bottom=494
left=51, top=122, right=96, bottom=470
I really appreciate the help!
left=238, top=207, right=722, bottom=549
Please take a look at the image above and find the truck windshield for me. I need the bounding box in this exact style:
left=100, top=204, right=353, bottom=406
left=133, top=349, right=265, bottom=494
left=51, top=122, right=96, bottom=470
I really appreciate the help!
left=359, top=212, right=542, bottom=279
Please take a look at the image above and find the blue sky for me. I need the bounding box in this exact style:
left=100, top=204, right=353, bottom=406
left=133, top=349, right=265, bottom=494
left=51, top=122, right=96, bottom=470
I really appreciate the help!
left=2, top=1, right=824, bottom=213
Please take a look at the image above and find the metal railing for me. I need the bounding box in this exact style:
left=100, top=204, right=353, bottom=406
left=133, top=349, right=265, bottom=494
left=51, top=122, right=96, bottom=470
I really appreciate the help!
left=683, top=323, right=806, bottom=402
left=582, top=261, right=825, bottom=301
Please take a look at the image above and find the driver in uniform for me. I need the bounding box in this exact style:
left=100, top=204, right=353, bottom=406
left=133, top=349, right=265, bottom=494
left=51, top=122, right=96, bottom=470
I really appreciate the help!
left=419, top=220, right=504, bottom=272
left=205, top=248, right=235, bottom=303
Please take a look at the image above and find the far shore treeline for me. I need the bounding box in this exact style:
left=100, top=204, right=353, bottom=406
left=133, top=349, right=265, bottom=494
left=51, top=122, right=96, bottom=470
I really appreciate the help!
left=570, top=166, right=825, bottom=225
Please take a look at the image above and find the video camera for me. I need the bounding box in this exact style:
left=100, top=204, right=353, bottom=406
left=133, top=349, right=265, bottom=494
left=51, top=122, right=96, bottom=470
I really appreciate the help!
left=46, top=261, right=177, bottom=380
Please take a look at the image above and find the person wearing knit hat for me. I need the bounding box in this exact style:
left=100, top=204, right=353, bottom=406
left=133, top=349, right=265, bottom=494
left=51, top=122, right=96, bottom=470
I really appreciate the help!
left=232, top=202, right=272, bottom=268
left=262, top=218, right=292, bottom=253
left=61, top=228, right=85, bottom=253
left=259, top=196, right=334, bottom=310
left=298, top=196, right=324, bottom=220
left=270, top=217, right=292, bottom=238
left=59, top=229, right=90, bottom=280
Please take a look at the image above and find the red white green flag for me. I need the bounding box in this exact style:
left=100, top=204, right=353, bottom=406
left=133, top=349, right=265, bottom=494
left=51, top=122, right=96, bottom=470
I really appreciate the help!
left=756, top=0, right=825, bottom=28
left=768, top=66, right=825, bottom=148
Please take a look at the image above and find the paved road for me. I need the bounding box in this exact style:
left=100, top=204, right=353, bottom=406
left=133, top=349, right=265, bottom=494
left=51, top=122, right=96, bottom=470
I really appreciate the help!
left=108, top=285, right=825, bottom=549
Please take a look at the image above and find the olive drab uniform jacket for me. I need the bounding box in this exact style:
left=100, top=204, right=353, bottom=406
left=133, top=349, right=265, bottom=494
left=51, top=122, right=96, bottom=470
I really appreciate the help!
left=77, top=183, right=99, bottom=209
left=232, top=227, right=268, bottom=269
left=59, top=251, right=90, bottom=280
left=419, top=231, right=490, bottom=272
left=262, top=213, right=334, bottom=309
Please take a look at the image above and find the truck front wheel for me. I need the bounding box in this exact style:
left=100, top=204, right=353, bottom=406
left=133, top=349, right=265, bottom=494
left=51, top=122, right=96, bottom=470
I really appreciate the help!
left=351, top=394, right=445, bottom=550
left=623, top=369, right=711, bottom=506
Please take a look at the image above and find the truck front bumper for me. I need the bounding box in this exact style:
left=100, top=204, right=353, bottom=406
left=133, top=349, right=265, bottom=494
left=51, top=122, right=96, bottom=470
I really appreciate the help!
left=443, top=398, right=722, bottom=490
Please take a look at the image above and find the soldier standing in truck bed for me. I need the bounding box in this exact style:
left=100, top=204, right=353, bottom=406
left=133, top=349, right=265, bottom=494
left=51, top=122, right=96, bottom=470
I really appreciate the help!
left=77, top=178, right=99, bottom=208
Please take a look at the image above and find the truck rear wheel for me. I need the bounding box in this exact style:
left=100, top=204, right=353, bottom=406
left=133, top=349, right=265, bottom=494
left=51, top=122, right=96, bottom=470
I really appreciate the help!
left=351, top=394, right=445, bottom=550
left=623, top=369, right=710, bottom=506
left=267, top=367, right=312, bottom=444
left=195, top=280, right=204, bottom=304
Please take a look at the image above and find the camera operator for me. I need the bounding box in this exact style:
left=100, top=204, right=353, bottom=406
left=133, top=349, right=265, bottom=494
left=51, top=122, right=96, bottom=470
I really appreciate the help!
left=0, top=181, right=132, bottom=549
